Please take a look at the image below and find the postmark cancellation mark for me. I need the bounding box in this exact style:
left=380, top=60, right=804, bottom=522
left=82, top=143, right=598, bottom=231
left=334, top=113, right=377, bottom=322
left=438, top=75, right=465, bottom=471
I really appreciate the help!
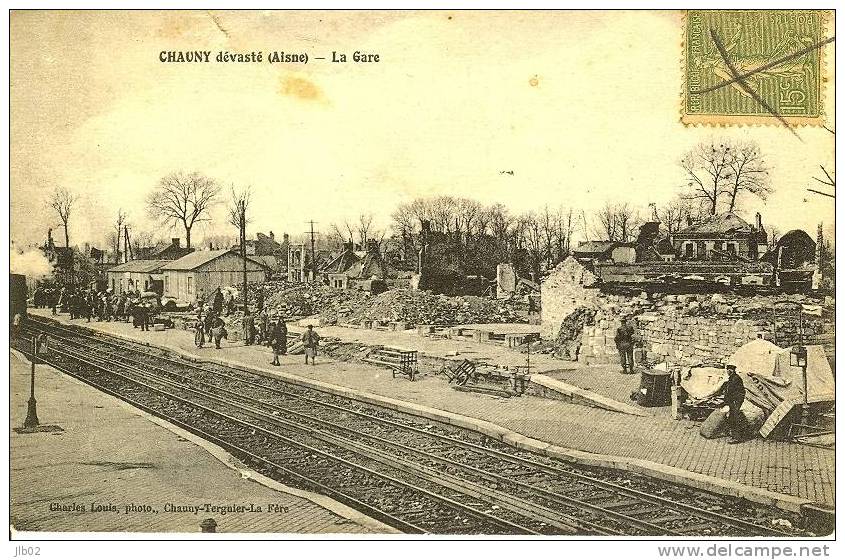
left=683, top=10, right=829, bottom=126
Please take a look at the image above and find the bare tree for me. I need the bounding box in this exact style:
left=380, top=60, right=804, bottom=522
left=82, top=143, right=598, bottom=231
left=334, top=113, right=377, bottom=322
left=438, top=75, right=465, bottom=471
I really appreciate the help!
left=594, top=202, right=640, bottom=242
left=328, top=223, right=349, bottom=249
left=722, top=141, right=771, bottom=212
left=228, top=186, right=252, bottom=310
left=595, top=202, right=618, bottom=241
left=146, top=171, right=220, bottom=249
left=131, top=230, right=157, bottom=256
left=47, top=187, right=77, bottom=247
left=227, top=186, right=252, bottom=231
left=657, top=197, right=695, bottom=235
left=113, top=209, right=127, bottom=262
left=358, top=213, right=374, bottom=247
left=616, top=203, right=639, bottom=242
left=679, top=141, right=734, bottom=215
left=808, top=164, right=835, bottom=198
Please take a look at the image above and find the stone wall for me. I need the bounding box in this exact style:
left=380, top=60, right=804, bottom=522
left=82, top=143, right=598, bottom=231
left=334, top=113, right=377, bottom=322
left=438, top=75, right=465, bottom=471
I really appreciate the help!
left=540, top=257, right=598, bottom=340
left=576, top=293, right=826, bottom=366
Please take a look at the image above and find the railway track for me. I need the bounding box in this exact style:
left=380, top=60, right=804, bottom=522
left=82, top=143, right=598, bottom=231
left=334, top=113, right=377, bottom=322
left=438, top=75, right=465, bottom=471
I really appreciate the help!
left=16, top=315, right=802, bottom=536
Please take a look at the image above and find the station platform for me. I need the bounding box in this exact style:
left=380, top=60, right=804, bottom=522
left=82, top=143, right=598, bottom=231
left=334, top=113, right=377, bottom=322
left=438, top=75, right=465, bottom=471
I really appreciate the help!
left=25, top=308, right=835, bottom=510
left=9, top=349, right=384, bottom=534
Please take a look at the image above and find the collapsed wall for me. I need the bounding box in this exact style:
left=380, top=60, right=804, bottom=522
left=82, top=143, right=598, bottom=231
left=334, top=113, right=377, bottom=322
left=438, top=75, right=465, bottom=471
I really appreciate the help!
left=540, top=257, right=599, bottom=339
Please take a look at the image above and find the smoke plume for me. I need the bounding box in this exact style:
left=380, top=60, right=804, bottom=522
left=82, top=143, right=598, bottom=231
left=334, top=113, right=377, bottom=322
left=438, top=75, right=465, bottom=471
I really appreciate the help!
left=10, top=242, right=52, bottom=279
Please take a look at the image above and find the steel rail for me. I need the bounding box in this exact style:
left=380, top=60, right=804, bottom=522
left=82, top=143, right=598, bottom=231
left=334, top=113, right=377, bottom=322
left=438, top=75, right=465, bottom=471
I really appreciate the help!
left=24, top=316, right=795, bottom=537
left=15, top=335, right=540, bottom=535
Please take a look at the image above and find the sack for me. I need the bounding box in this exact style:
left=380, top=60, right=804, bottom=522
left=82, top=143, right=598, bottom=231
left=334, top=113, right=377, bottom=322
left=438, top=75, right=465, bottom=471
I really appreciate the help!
left=700, top=408, right=729, bottom=439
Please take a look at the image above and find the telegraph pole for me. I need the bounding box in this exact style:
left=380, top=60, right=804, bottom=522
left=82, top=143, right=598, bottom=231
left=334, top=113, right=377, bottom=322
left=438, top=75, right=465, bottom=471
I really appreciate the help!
left=240, top=201, right=248, bottom=313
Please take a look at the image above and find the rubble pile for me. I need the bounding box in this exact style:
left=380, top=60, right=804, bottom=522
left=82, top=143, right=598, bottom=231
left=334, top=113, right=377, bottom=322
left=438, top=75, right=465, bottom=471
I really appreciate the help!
left=552, top=306, right=598, bottom=359
left=260, top=283, right=371, bottom=324
left=348, top=289, right=525, bottom=327
left=246, top=280, right=294, bottom=308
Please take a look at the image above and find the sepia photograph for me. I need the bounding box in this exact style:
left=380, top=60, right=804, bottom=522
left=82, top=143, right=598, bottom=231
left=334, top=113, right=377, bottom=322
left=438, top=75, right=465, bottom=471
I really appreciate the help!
left=6, top=7, right=837, bottom=546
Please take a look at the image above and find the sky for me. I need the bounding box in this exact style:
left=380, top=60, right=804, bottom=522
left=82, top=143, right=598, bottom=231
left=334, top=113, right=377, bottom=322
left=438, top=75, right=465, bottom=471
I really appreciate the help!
left=9, top=10, right=835, bottom=251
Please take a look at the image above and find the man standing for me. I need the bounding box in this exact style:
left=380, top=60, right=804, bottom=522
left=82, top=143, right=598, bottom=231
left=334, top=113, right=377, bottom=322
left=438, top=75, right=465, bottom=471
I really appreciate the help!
left=268, top=317, right=288, bottom=366
left=301, top=324, right=320, bottom=365
left=614, top=316, right=636, bottom=375
left=242, top=311, right=255, bottom=346
left=212, top=287, right=224, bottom=317
left=194, top=312, right=206, bottom=348
left=139, top=303, right=150, bottom=332
left=211, top=315, right=227, bottom=349
left=717, top=365, right=748, bottom=444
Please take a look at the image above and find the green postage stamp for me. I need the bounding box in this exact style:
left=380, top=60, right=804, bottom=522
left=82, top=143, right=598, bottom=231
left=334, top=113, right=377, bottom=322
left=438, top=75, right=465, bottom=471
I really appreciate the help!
left=683, top=10, right=829, bottom=125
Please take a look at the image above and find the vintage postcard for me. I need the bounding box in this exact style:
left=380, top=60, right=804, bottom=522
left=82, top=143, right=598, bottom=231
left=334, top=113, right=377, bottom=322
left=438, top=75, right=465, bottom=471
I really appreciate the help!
left=7, top=8, right=837, bottom=547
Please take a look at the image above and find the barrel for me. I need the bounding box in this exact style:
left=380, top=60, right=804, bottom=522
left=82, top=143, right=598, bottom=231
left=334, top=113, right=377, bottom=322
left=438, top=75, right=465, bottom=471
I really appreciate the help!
left=639, top=370, right=672, bottom=407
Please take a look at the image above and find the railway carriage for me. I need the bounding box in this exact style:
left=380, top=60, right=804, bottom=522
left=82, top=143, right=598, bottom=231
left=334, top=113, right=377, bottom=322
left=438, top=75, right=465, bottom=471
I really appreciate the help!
left=10, top=273, right=28, bottom=321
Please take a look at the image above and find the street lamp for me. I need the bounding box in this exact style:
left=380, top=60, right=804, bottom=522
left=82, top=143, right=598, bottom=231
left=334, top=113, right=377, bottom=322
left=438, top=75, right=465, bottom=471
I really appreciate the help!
left=790, top=345, right=810, bottom=432
left=24, top=334, right=48, bottom=429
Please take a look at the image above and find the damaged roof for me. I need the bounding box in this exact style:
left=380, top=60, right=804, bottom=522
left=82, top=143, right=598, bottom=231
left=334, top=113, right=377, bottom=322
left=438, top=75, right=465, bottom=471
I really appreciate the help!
left=573, top=241, right=618, bottom=255
left=676, top=212, right=756, bottom=235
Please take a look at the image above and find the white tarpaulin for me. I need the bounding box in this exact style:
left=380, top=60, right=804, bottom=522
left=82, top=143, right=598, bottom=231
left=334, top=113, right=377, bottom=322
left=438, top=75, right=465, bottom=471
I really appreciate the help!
left=682, top=339, right=834, bottom=438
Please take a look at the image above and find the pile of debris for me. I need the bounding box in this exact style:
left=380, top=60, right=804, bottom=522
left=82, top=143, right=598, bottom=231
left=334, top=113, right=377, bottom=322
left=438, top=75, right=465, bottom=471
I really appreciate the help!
left=260, top=283, right=372, bottom=324
left=348, top=289, right=525, bottom=328
left=247, top=280, right=294, bottom=308
left=552, top=306, right=598, bottom=359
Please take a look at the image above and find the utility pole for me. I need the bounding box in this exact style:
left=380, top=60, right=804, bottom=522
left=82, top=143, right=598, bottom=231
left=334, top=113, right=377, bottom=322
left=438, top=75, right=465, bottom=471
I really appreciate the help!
left=240, top=201, right=248, bottom=314
left=306, top=221, right=318, bottom=282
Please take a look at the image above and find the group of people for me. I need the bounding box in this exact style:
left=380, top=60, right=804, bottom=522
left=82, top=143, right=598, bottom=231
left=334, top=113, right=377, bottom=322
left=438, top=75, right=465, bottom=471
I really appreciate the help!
left=34, top=285, right=155, bottom=331
left=193, top=303, right=320, bottom=366
left=193, top=309, right=228, bottom=349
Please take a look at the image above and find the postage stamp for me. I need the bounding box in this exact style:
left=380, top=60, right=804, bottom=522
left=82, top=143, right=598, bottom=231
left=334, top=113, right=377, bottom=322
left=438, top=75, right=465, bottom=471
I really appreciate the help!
left=683, top=10, right=828, bottom=125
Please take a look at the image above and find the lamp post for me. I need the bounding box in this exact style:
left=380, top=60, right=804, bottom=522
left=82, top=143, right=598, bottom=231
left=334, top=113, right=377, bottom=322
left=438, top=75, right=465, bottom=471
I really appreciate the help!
left=790, top=344, right=809, bottom=433
left=23, top=334, right=47, bottom=429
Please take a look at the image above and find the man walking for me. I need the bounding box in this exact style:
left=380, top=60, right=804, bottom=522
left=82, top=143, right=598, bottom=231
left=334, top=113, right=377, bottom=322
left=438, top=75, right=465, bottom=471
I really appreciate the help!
left=301, top=324, right=320, bottom=365
left=717, top=365, right=748, bottom=444
left=614, top=316, right=636, bottom=375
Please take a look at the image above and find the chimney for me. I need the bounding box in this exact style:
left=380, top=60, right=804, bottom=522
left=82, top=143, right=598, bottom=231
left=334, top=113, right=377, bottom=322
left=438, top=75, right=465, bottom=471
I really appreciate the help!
left=172, top=238, right=180, bottom=248
left=283, top=233, right=289, bottom=244
left=755, top=212, right=762, bottom=231
left=366, top=239, right=379, bottom=255
left=269, top=231, right=275, bottom=241
left=686, top=215, right=693, bottom=227
left=344, top=241, right=354, bottom=252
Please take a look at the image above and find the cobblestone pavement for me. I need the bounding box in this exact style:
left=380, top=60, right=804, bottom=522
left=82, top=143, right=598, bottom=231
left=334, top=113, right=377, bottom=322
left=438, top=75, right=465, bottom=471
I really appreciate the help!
left=28, top=309, right=835, bottom=507
left=9, top=350, right=372, bottom=534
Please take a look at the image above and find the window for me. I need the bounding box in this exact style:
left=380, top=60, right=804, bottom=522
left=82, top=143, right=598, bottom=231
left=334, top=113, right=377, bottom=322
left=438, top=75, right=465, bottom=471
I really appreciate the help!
left=119, top=279, right=124, bottom=293
left=727, top=243, right=737, bottom=255
left=164, top=275, right=169, bottom=294
left=144, top=280, right=149, bottom=290
left=111, top=278, right=115, bottom=290
left=187, top=276, right=193, bottom=295
left=684, top=243, right=693, bottom=258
